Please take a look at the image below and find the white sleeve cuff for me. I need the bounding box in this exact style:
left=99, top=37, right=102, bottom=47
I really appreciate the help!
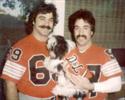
left=93, top=76, right=122, bottom=93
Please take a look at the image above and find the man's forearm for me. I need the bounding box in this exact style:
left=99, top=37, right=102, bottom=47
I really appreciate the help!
left=5, top=80, right=19, bottom=100
left=93, top=76, right=122, bottom=93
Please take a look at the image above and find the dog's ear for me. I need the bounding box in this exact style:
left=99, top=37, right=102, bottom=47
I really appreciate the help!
left=66, top=40, right=76, bottom=52
left=47, top=35, right=57, bottom=50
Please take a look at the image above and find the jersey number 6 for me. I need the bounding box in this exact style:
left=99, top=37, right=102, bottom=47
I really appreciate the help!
left=29, top=55, right=51, bottom=86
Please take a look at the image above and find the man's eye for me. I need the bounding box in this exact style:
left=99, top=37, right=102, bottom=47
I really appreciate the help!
left=84, top=27, right=89, bottom=30
left=74, top=26, right=79, bottom=30
left=83, top=26, right=90, bottom=30
left=39, top=17, right=45, bottom=20
left=49, top=18, right=54, bottom=22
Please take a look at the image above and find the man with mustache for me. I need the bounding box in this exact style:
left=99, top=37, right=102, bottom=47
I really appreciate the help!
left=65, top=9, right=122, bottom=100
left=1, top=2, right=58, bottom=100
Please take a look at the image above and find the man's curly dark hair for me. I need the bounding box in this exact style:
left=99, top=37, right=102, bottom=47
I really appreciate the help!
left=68, top=9, right=95, bottom=42
left=25, top=2, right=58, bottom=34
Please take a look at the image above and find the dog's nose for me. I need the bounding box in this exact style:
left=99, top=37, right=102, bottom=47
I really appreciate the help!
left=57, top=65, right=63, bottom=72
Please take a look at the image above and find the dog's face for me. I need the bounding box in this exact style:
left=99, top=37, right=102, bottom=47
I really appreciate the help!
left=47, top=35, right=68, bottom=59
left=47, top=36, right=57, bottom=59
left=47, top=35, right=57, bottom=52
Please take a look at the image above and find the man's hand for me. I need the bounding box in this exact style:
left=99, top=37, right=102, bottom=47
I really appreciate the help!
left=66, top=72, right=94, bottom=91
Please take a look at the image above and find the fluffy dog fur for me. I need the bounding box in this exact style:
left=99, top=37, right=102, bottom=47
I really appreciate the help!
left=44, top=35, right=85, bottom=99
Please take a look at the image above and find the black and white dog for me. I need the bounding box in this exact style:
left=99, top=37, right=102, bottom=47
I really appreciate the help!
left=44, top=35, right=86, bottom=100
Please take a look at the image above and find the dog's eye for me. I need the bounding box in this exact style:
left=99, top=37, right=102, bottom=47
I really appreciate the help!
left=49, top=47, right=54, bottom=51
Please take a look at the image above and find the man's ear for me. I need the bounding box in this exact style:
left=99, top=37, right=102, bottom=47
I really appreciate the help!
left=91, top=31, right=94, bottom=37
left=33, top=21, right=35, bottom=25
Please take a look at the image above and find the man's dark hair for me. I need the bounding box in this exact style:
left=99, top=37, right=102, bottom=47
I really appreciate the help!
left=25, top=2, right=58, bottom=34
left=68, top=9, right=95, bottom=42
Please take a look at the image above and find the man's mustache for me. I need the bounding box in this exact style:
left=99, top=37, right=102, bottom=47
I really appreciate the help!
left=76, top=35, right=87, bottom=39
left=39, top=25, right=51, bottom=30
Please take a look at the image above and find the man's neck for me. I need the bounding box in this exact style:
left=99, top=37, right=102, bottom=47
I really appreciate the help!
left=77, top=42, right=92, bottom=53
left=32, top=32, right=48, bottom=42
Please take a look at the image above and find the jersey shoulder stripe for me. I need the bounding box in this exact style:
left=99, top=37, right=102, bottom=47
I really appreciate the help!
left=101, top=59, right=122, bottom=77
left=2, top=60, right=26, bottom=80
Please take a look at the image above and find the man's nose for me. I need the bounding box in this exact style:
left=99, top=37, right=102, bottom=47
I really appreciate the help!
left=44, top=20, right=50, bottom=26
left=79, top=28, right=84, bottom=35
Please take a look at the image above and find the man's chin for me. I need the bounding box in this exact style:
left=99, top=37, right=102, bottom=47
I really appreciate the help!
left=77, top=38, right=86, bottom=42
left=40, top=31, right=51, bottom=36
